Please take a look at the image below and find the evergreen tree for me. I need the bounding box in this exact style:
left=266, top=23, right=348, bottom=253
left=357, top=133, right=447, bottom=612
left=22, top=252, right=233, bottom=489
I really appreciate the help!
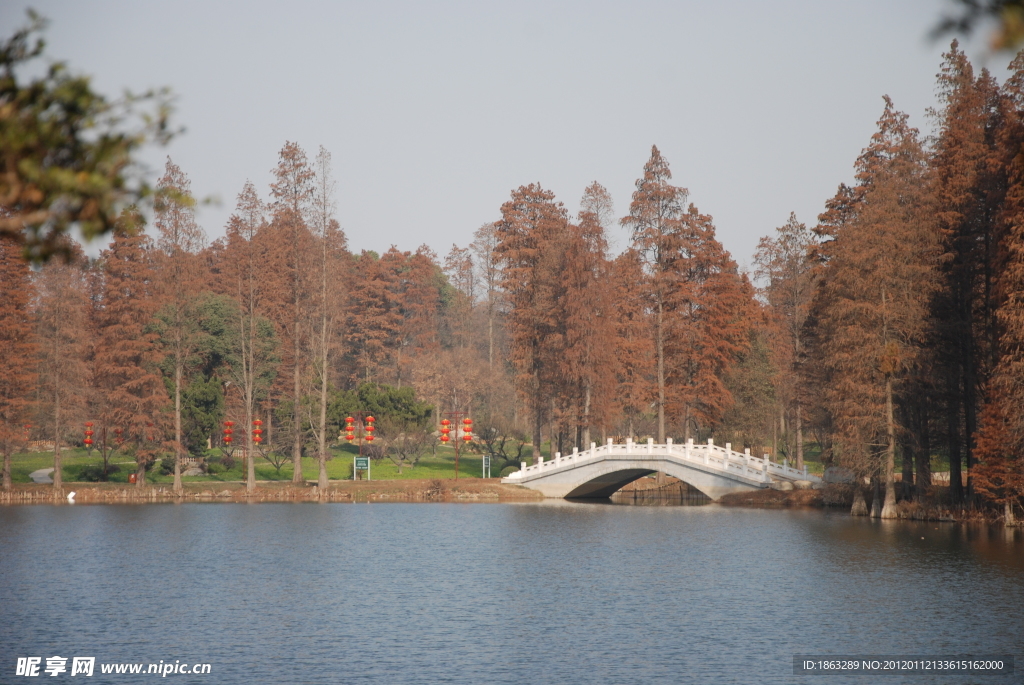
left=0, top=234, right=36, bottom=489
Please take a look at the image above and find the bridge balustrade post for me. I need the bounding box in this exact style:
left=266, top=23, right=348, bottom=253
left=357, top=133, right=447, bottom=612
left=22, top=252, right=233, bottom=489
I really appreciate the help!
left=725, top=442, right=731, bottom=453
left=762, top=459, right=769, bottom=482
left=591, top=442, right=596, bottom=457
left=647, top=437, right=653, bottom=454
left=607, top=438, right=613, bottom=447
left=521, top=461, right=526, bottom=473
left=783, top=458, right=787, bottom=470
left=803, top=464, right=808, bottom=477
left=667, top=437, right=673, bottom=448
left=555, top=452, right=560, bottom=464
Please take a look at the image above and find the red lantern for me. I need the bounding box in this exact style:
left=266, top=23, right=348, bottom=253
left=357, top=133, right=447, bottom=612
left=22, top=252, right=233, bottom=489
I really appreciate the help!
left=345, top=433, right=355, bottom=441
left=224, top=436, right=233, bottom=444
left=365, top=425, right=375, bottom=434
left=463, top=433, right=472, bottom=442
left=440, top=434, right=450, bottom=443
left=441, top=419, right=451, bottom=426
left=365, top=435, right=375, bottom=442
left=463, top=418, right=472, bottom=425
left=345, top=416, right=354, bottom=424
left=366, top=416, right=375, bottom=423
left=84, top=439, right=93, bottom=446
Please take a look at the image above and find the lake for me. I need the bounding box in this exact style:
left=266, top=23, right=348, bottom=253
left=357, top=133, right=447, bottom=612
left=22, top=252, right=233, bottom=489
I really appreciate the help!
left=1, top=501, right=1022, bottom=684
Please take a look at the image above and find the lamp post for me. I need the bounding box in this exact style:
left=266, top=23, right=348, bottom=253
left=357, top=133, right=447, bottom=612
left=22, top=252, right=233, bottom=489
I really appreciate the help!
left=440, top=412, right=472, bottom=479
left=343, top=413, right=375, bottom=480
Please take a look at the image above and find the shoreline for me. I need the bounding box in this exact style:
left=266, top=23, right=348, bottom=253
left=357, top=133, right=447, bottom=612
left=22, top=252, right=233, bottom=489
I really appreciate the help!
left=0, top=479, right=544, bottom=504
left=1, top=480, right=1016, bottom=525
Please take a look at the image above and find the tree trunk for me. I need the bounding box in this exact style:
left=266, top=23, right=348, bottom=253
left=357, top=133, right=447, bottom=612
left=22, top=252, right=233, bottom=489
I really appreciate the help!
left=795, top=400, right=804, bottom=471
left=532, top=367, right=542, bottom=464
left=136, top=461, right=146, bottom=488
left=880, top=377, right=898, bottom=519
left=851, top=486, right=868, bottom=516
left=173, top=365, right=183, bottom=495
left=870, top=478, right=882, bottom=518
left=581, top=383, right=591, bottom=450
left=52, top=394, right=62, bottom=491
left=948, top=401, right=963, bottom=504
left=2, top=452, right=11, bottom=490
left=1006, top=501, right=1016, bottom=526
left=292, top=359, right=303, bottom=483
left=915, top=402, right=931, bottom=497
left=655, top=297, right=666, bottom=443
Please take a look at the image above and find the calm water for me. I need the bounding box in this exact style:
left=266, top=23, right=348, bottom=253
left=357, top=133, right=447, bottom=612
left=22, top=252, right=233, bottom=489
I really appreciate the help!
left=1, top=502, right=1022, bottom=684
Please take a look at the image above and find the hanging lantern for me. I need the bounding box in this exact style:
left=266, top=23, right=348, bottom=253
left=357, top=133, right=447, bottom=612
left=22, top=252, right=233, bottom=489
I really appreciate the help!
left=223, top=428, right=233, bottom=435
left=345, top=416, right=354, bottom=423
left=345, top=433, right=355, bottom=441
left=440, top=434, right=450, bottom=443
left=441, top=419, right=451, bottom=426
left=224, top=435, right=233, bottom=444
left=462, top=432, right=472, bottom=442
left=365, top=416, right=375, bottom=424
left=365, top=434, right=375, bottom=442
left=365, top=425, right=375, bottom=434
left=463, top=418, right=472, bottom=426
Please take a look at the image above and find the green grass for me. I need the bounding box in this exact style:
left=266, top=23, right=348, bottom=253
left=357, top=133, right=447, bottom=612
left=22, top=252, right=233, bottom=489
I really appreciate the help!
left=7, top=444, right=494, bottom=484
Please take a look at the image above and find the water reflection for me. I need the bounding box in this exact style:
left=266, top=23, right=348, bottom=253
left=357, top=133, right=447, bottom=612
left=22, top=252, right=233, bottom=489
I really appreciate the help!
left=608, top=475, right=711, bottom=505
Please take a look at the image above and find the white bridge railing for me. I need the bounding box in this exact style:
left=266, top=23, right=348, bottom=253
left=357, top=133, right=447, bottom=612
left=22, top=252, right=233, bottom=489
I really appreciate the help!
left=503, top=437, right=819, bottom=485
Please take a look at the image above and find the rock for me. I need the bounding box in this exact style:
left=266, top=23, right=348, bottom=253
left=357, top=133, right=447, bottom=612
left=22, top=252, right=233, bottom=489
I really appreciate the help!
left=793, top=480, right=813, bottom=490
left=824, top=466, right=856, bottom=484
left=183, top=467, right=204, bottom=476
left=770, top=480, right=794, bottom=491
left=217, top=490, right=232, bottom=498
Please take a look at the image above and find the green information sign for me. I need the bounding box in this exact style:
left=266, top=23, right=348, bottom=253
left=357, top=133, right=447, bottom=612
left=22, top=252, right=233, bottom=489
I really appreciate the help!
left=355, top=457, right=369, bottom=470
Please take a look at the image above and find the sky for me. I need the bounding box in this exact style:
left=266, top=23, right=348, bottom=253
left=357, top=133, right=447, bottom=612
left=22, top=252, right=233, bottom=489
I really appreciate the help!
left=0, top=0, right=1006, bottom=268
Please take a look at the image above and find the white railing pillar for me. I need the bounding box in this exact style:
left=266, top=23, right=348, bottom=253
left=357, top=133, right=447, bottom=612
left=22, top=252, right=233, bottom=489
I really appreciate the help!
left=607, top=438, right=613, bottom=448
left=762, top=458, right=769, bottom=482
left=591, top=442, right=596, bottom=457
left=803, top=464, right=808, bottom=477
left=725, top=442, right=731, bottom=453
left=647, top=437, right=653, bottom=454
left=783, top=458, right=788, bottom=470
left=667, top=437, right=673, bottom=448
left=521, top=461, right=526, bottom=473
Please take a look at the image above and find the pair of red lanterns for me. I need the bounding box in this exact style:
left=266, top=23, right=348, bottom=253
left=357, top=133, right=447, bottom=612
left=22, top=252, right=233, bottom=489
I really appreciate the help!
left=440, top=418, right=472, bottom=443
left=344, top=415, right=375, bottom=443
left=83, top=422, right=94, bottom=447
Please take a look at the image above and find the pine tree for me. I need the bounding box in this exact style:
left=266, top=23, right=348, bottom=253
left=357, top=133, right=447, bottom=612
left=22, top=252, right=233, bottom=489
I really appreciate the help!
left=221, top=181, right=281, bottom=492
left=495, top=183, right=570, bottom=461
left=0, top=234, right=36, bottom=489
left=268, top=142, right=315, bottom=483
left=33, top=241, right=91, bottom=491
left=153, top=158, right=207, bottom=494
left=813, top=98, right=937, bottom=517
left=622, top=146, right=689, bottom=442
left=663, top=205, right=753, bottom=440
left=309, top=146, right=348, bottom=491
left=930, top=41, right=1004, bottom=503
left=754, top=213, right=818, bottom=468
left=93, top=214, right=169, bottom=487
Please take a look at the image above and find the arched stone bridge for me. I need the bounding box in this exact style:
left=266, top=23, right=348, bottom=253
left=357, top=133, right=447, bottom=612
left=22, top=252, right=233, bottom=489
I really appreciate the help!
left=501, top=438, right=821, bottom=500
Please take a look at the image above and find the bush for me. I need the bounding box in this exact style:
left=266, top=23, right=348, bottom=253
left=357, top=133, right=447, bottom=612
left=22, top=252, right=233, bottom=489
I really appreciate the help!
left=74, top=464, right=120, bottom=482
left=205, top=461, right=224, bottom=475
left=499, top=465, right=520, bottom=478
left=158, top=458, right=174, bottom=476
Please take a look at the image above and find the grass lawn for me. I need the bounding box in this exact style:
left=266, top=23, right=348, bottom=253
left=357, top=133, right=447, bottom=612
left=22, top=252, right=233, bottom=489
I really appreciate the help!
left=7, top=444, right=496, bottom=484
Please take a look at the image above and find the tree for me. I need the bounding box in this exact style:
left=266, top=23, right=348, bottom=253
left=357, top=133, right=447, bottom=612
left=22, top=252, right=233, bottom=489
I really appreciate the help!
left=663, top=205, right=753, bottom=440
left=267, top=141, right=315, bottom=484
left=812, top=98, right=937, bottom=518
left=221, top=182, right=280, bottom=492
left=308, top=146, right=348, bottom=491
left=0, top=233, right=36, bottom=489
left=93, top=214, right=169, bottom=487
left=610, top=248, right=654, bottom=439
left=622, top=146, right=689, bottom=442
left=153, top=158, right=207, bottom=494
left=929, top=42, right=1003, bottom=503
left=495, top=184, right=570, bottom=461
left=0, top=13, right=175, bottom=260
left=754, top=213, right=818, bottom=468
left=33, top=241, right=90, bottom=491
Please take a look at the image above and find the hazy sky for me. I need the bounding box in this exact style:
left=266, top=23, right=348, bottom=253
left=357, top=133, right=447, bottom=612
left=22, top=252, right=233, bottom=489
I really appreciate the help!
left=0, top=1, right=1003, bottom=267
